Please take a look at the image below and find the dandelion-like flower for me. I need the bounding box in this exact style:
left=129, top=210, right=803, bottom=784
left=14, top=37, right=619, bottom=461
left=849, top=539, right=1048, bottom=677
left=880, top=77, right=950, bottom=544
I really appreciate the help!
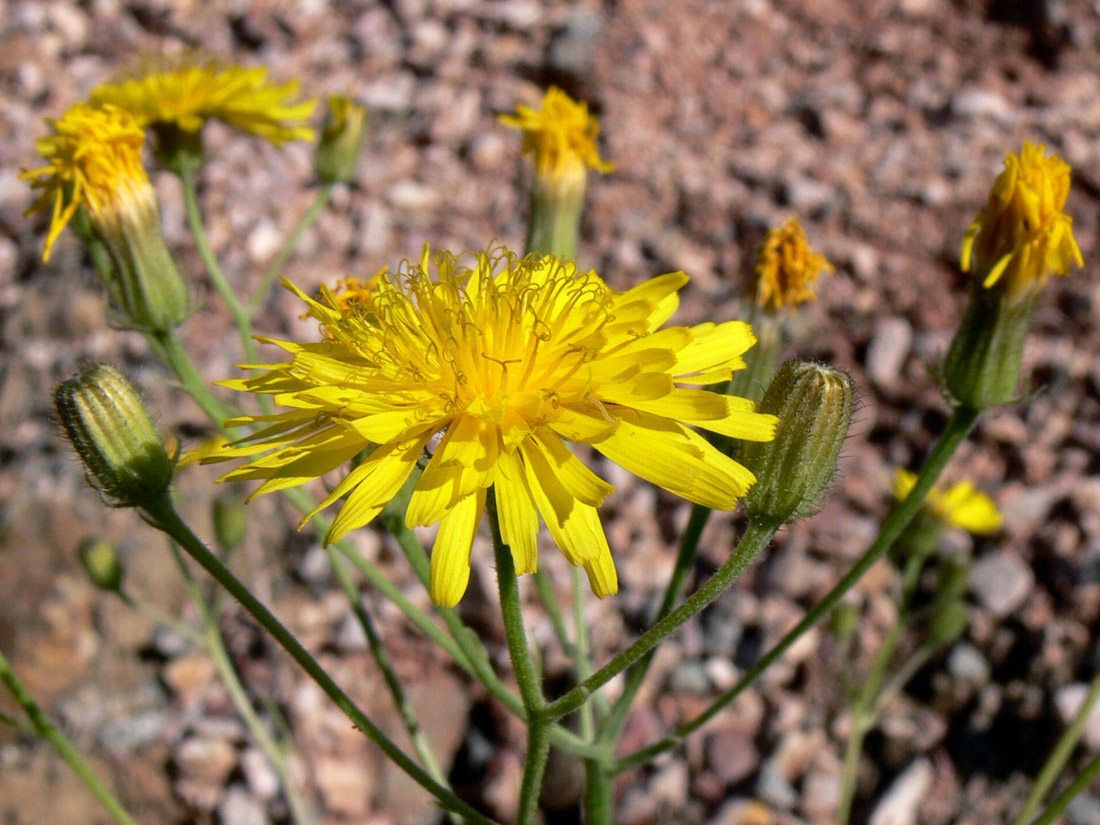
left=893, top=469, right=1002, bottom=534
left=89, top=56, right=316, bottom=147
left=213, top=245, right=776, bottom=606
left=753, top=218, right=834, bottom=313
left=961, top=141, right=1082, bottom=301
left=23, top=102, right=189, bottom=330
left=499, top=86, right=614, bottom=184
left=23, top=103, right=149, bottom=261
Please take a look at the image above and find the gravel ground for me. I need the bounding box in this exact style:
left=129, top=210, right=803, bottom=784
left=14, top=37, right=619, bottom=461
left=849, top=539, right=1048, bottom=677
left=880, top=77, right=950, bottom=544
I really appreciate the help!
left=2, top=1, right=1100, bottom=824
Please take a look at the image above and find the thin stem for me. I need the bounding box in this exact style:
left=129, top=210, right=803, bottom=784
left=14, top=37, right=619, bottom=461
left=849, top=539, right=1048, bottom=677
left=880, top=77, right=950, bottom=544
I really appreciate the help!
left=1013, top=662, right=1100, bottom=825
left=534, top=567, right=572, bottom=661
left=1029, top=751, right=1100, bottom=825
left=571, top=565, right=604, bottom=724
left=487, top=494, right=550, bottom=825
left=599, top=502, right=710, bottom=742
left=247, top=184, right=335, bottom=315
left=142, top=496, right=496, bottom=825
left=546, top=517, right=779, bottom=721
left=152, top=328, right=238, bottom=429
left=0, top=647, right=140, bottom=825
left=165, top=544, right=316, bottom=825
left=614, top=404, right=981, bottom=772
left=324, top=547, right=452, bottom=795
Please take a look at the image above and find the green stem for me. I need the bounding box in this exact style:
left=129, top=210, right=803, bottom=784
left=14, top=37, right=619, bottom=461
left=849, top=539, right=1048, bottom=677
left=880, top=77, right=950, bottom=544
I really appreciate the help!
left=142, top=496, right=496, bottom=825
left=534, top=567, right=572, bottom=662
left=178, top=163, right=259, bottom=366
left=152, top=328, right=238, bottom=428
left=487, top=494, right=550, bottom=825
left=165, top=544, right=316, bottom=825
left=571, top=565, right=604, bottom=723
left=324, top=547, right=453, bottom=799
left=546, top=517, right=779, bottom=721
left=836, top=552, right=925, bottom=825
left=599, top=502, right=710, bottom=742
left=0, top=647, right=140, bottom=825
left=614, top=404, right=981, bottom=772
left=1029, top=751, right=1100, bottom=825
left=247, top=184, right=335, bottom=315
left=1013, top=663, right=1100, bottom=825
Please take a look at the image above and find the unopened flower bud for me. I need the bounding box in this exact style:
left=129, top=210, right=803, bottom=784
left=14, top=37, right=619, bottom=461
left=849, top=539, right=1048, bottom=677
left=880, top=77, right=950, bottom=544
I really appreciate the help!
left=78, top=537, right=124, bottom=593
left=212, top=493, right=248, bottom=552
left=315, top=96, right=368, bottom=185
left=55, top=364, right=173, bottom=509
left=738, top=360, right=853, bottom=526
left=927, top=599, right=969, bottom=649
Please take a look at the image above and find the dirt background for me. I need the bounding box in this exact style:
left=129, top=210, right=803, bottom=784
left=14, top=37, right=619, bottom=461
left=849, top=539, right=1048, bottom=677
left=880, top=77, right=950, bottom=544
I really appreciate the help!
left=2, top=1, right=1100, bottom=823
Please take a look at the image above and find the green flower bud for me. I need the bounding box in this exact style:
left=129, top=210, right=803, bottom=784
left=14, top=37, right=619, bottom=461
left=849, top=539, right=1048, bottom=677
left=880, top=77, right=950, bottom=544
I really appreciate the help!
left=315, top=96, right=368, bottom=185
left=926, top=599, right=969, bottom=649
left=738, top=360, right=853, bottom=526
left=55, top=365, right=173, bottom=509
left=77, top=537, right=124, bottom=593
left=943, top=284, right=1039, bottom=409
left=212, top=493, right=248, bottom=552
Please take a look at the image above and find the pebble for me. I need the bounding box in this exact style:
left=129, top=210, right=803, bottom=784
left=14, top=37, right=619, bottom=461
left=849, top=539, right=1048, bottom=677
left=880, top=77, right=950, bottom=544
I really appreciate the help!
left=947, top=642, right=991, bottom=689
left=712, top=799, right=775, bottom=825
left=969, top=550, right=1035, bottom=618
left=548, top=9, right=603, bottom=76
left=1054, top=683, right=1100, bottom=749
left=240, top=747, right=281, bottom=801
left=175, top=735, right=238, bottom=785
left=706, top=727, right=760, bottom=784
left=669, top=661, right=712, bottom=695
left=951, top=87, right=1013, bottom=121
left=386, top=180, right=442, bottom=212
left=866, top=317, right=913, bottom=388
left=219, top=785, right=270, bottom=825
left=315, top=754, right=374, bottom=818
left=1068, top=794, right=1100, bottom=825
left=869, top=758, right=934, bottom=825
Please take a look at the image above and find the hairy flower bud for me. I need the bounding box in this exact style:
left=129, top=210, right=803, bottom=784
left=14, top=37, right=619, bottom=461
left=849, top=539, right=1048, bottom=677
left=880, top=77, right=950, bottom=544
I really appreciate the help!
left=55, top=364, right=173, bottom=509
left=738, top=360, right=853, bottom=526
left=78, top=537, right=124, bottom=593
left=212, top=493, right=248, bottom=552
left=315, top=96, right=368, bottom=185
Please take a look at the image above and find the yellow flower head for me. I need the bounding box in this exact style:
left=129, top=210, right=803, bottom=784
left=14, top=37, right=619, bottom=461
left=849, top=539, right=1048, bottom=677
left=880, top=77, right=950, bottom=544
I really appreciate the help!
left=499, top=87, right=614, bottom=185
left=961, top=141, right=1083, bottom=299
left=89, top=55, right=316, bottom=145
left=22, top=103, right=152, bottom=262
left=753, top=218, right=834, bottom=313
left=893, top=468, right=1002, bottom=534
left=212, top=245, right=776, bottom=606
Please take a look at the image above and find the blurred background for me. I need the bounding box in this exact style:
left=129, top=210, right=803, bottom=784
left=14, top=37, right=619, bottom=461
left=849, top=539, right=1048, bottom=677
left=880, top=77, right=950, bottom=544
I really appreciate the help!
left=2, top=1, right=1100, bottom=823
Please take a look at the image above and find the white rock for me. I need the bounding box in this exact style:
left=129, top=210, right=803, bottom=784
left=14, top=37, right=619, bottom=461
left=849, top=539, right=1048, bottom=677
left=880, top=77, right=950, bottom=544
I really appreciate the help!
left=866, top=317, right=913, bottom=387
left=969, top=550, right=1034, bottom=618
left=869, top=758, right=934, bottom=825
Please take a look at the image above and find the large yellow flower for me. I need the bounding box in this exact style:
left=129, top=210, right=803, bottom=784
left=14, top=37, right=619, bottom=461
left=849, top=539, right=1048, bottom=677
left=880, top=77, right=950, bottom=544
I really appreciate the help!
left=961, top=141, right=1082, bottom=300
left=893, top=469, right=1002, bottom=534
left=213, top=246, right=776, bottom=606
left=89, top=56, right=316, bottom=145
left=753, top=218, right=833, bottom=313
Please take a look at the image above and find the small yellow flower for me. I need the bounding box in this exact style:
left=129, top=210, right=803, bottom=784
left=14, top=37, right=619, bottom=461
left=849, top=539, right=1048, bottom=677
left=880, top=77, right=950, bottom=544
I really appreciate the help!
left=753, top=218, right=834, bottom=313
left=89, top=56, right=316, bottom=146
left=961, top=141, right=1083, bottom=300
left=23, top=103, right=149, bottom=261
left=893, top=468, right=1002, bottom=534
left=211, top=245, right=776, bottom=606
left=500, top=86, right=614, bottom=185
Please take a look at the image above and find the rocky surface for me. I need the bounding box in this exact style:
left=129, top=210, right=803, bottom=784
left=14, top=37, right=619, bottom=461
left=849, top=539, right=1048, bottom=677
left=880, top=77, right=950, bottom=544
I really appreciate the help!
left=2, top=1, right=1100, bottom=823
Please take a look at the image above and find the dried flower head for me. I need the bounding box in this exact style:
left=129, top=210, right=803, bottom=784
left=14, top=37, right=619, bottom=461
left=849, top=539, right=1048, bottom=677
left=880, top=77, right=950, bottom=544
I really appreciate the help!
left=961, top=141, right=1083, bottom=300
left=893, top=468, right=1002, bottom=534
left=753, top=218, right=834, bottom=313
left=211, top=245, right=776, bottom=606
left=89, top=55, right=316, bottom=147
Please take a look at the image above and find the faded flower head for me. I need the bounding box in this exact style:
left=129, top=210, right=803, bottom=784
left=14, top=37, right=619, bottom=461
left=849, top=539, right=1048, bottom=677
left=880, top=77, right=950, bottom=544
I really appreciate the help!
left=211, top=245, right=776, bottom=606
left=23, top=103, right=150, bottom=262
left=499, top=86, right=614, bottom=186
left=753, top=218, right=834, bottom=313
left=89, top=55, right=316, bottom=147
left=893, top=468, right=1002, bottom=534
left=315, top=95, right=368, bottom=184
left=961, top=141, right=1082, bottom=300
